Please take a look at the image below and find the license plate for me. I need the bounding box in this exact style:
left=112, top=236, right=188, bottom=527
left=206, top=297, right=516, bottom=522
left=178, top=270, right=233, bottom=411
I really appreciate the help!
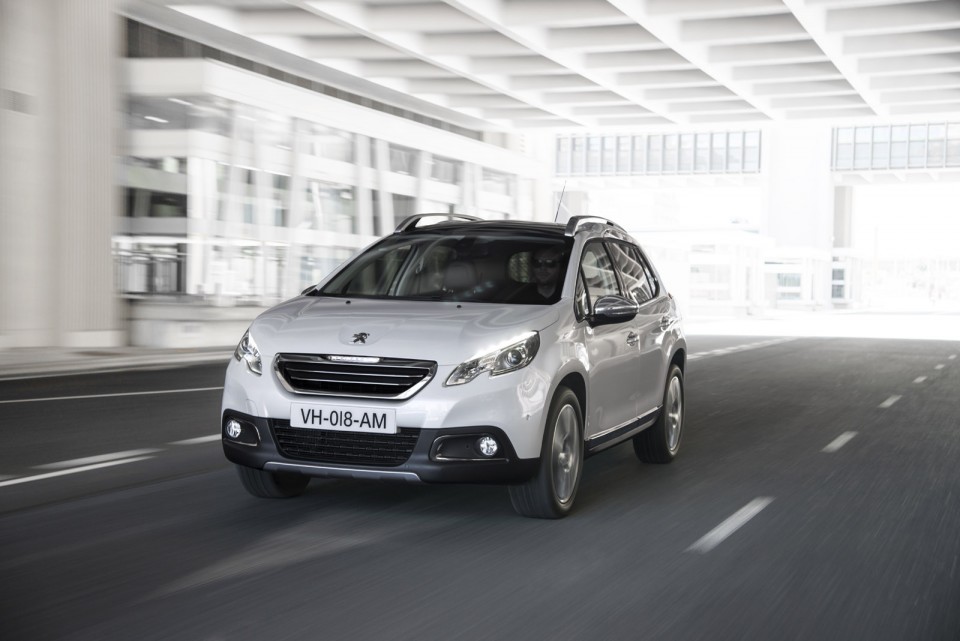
left=290, top=402, right=397, bottom=434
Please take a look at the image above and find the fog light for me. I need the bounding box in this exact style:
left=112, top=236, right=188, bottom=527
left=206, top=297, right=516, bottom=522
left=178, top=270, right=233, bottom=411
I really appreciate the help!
left=477, top=436, right=499, bottom=457
left=226, top=419, right=243, bottom=439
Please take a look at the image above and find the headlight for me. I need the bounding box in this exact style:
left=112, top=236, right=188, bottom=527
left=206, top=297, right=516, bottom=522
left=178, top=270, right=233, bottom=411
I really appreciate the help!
left=234, top=330, right=262, bottom=375
left=445, top=332, right=540, bottom=386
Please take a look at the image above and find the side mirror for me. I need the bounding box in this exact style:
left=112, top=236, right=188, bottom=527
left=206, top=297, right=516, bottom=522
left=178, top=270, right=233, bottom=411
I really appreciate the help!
left=590, top=295, right=639, bottom=326
left=300, top=285, right=317, bottom=296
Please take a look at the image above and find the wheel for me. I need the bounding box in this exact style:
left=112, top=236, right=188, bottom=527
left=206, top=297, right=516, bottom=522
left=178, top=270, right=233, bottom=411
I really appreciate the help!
left=236, top=464, right=309, bottom=498
left=509, top=387, right=584, bottom=519
left=634, top=364, right=684, bottom=464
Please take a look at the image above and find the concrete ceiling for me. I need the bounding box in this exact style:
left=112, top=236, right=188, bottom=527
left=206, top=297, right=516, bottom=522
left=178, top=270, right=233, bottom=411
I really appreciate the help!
left=159, top=0, right=960, bottom=129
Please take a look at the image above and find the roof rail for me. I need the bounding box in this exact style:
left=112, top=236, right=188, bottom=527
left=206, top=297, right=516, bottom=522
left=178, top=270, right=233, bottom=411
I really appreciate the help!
left=564, top=216, right=626, bottom=237
left=394, top=213, right=482, bottom=233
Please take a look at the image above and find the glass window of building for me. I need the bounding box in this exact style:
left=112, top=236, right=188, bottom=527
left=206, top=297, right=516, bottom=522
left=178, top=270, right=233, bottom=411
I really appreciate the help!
left=393, top=194, right=416, bottom=222
left=743, top=131, right=761, bottom=172
left=189, top=96, right=232, bottom=136
left=853, top=127, right=871, bottom=170
left=601, top=136, right=616, bottom=174
left=834, top=128, right=854, bottom=170
left=663, top=134, right=679, bottom=173
left=482, top=169, right=514, bottom=196
left=871, top=126, right=890, bottom=169
left=311, top=124, right=354, bottom=162
left=890, top=125, right=908, bottom=168
left=389, top=144, right=418, bottom=175
left=631, top=135, right=646, bottom=174
left=927, top=124, right=946, bottom=167
left=303, top=181, right=357, bottom=233
left=908, top=125, right=927, bottom=168
left=429, top=155, right=462, bottom=184
left=678, top=134, right=694, bottom=172
left=240, top=168, right=257, bottom=224
left=586, top=136, right=602, bottom=175
left=647, top=135, right=663, bottom=173
left=727, top=132, right=743, bottom=172
left=571, top=137, right=585, bottom=174
left=710, top=133, right=726, bottom=172
left=270, top=173, right=289, bottom=227
left=261, top=112, right=292, bottom=151
left=557, top=137, right=571, bottom=175
left=617, top=136, right=631, bottom=174
left=695, top=134, right=710, bottom=173
left=948, top=124, right=960, bottom=167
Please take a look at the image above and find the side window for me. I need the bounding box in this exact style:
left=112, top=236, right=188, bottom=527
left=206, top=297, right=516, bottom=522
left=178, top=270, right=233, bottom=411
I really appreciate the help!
left=609, top=242, right=654, bottom=305
left=579, top=242, right=621, bottom=309
left=637, top=248, right=660, bottom=298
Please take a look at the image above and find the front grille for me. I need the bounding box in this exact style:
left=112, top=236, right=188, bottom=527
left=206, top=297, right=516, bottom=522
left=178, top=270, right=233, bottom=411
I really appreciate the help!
left=272, top=420, right=420, bottom=466
left=275, top=354, right=437, bottom=399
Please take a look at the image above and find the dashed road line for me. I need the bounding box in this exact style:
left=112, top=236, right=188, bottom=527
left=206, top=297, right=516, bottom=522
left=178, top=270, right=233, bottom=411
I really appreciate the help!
left=0, top=457, right=155, bottom=488
left=935, top=364, right=945, bottom=370
left=878, top=395, right=902, bottom=409
left=170, top=435, right=221, bottom=445
left=687, top=498, right=774, bottom=554
left=823, top=432, right=858, bottom=453
left=0, top=386, right=224, bottom=404
left=688, top=338, right=795, bottom=361
left=914, top=376, right=927, bottom=384
left=3, top=436, right=223, bottom=488
left=949, top=355, right=956, bottom=360
left=35, top=449, right=162, bottom=470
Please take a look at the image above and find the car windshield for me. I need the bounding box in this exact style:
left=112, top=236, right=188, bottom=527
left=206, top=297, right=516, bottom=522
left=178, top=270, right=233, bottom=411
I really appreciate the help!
left=316, top=230, right=572, bottom=304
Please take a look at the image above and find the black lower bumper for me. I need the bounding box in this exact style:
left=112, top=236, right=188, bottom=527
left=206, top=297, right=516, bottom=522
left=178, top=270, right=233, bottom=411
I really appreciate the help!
left=221, top=410, right=539, bottom=484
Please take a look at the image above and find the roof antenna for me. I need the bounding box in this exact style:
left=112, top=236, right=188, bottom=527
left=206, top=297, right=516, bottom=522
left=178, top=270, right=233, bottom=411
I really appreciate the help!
left=554, top=181, right=567, bottom=223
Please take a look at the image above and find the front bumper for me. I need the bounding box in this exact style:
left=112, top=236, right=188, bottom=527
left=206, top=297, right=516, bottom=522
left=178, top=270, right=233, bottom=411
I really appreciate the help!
left=222, top=411, right=539, bottom=484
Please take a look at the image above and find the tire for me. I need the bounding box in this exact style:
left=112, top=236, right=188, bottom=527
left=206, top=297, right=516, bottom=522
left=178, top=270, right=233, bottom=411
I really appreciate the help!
left=634, top=364, right=684, bottom=464
left=236, top=464, right=309, bottom=498
left=509, top=387, right=584, bottom=519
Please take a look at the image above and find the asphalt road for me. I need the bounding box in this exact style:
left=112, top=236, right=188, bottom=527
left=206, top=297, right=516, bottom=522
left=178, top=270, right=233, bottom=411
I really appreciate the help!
left=1, top=336, right=958, bottom=641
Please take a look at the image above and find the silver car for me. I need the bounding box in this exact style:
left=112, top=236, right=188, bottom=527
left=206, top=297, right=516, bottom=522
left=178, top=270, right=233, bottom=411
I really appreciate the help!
left=222, top=214, right=686, bottom=518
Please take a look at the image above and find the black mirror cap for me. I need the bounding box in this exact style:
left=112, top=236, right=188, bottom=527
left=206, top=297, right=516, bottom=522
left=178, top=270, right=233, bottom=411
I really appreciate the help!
left=300, top=285, right=317, bottom=296
left=590, top=295, right=639, bottom=326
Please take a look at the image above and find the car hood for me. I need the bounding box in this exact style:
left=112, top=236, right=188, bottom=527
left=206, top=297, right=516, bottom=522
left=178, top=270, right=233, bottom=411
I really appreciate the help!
left=249, top=296, right=561, bottom=365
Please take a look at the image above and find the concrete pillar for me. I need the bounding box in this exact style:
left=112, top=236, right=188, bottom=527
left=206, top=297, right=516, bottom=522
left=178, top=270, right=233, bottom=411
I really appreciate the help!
left=763, top=124, right=835, bottom=251
left=833, top=186, right=853, bottom=248
left=0, top=0, right=123, bottom=348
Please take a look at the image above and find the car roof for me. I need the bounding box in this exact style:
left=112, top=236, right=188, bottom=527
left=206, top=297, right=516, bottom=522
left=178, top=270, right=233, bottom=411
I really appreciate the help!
left=398, top=219, right=567, bottom=237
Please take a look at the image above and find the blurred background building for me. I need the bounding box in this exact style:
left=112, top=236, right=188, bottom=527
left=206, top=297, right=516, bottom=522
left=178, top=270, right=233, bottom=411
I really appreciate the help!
left=2, top=0, right=958, bottom=348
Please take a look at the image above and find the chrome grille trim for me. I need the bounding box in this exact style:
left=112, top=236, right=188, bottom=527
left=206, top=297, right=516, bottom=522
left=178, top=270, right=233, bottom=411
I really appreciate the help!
left=274, top=353, right=437, bottom=399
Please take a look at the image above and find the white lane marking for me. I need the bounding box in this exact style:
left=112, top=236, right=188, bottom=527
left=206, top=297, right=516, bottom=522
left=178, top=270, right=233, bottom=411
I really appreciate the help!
left=689, top=338, right=795, bottom=361
left=935, top=364, right=945, bottom=370
left=878, top=395, right=902, bottom=409
left=823, top=431, right=858, bottom=453
left=151, top=526, right=379, bottom=598
left=35, top=449, right=161, bottom=470
left=687, top=497, right=774, bottom=554
left=0, top=457, right=155, bottom=488
left=949, top=355, right=956, bottom=360
left=0, top=386, right=223, bottom=405
left=170, top=434, right=221, bottom=445
left=914, top=376, right=927, bottom=384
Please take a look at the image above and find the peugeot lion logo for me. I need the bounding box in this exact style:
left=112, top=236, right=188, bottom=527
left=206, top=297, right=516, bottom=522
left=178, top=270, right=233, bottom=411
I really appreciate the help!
left=352, top=332, right=370, bottom=344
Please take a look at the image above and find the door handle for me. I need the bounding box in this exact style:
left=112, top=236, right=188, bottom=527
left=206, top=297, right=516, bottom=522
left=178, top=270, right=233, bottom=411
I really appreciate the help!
left=626, top=332, right=639, bottom=346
